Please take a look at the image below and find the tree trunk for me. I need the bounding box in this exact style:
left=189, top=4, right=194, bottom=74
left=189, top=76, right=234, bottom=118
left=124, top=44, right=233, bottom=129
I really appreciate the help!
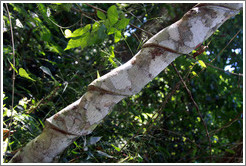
left=9, top=3, right=242, bottom=163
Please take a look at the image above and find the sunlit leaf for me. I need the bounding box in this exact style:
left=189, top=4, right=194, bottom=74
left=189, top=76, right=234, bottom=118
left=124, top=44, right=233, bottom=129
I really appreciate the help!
left=39, top=119, right=45, bottom=128
left=71, top=150, right=79, bottom=154
left=68, top=24, right=91, bottom=38
left=64, top=29, right=72, bottom=38
left=19, top=68, right=35, bottom=81
left=196, top=117, right=201, bottom=122
left=111, top=144, right=121, bottom=152
left=53, top=3, right=62, bottom=5
left=114, top=30, right=122, bottom=43
left=198, top=60, right=207, bottom=68
left=192, top=71, right=198, bottom=77
left=108, top=57, right=117, bottom=67
left=97, top=70, right=100, bottom=78
left=64, top=34, right=89, bottom=50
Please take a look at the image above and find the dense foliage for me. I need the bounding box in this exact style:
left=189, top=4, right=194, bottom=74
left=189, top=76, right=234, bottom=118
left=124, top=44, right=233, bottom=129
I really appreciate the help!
left=2, top=3, right=243, bottom=163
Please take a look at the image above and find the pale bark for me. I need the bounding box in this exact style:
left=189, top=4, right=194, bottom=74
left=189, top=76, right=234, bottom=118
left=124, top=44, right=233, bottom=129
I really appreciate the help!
left=9, top=3, right=242, bottom=163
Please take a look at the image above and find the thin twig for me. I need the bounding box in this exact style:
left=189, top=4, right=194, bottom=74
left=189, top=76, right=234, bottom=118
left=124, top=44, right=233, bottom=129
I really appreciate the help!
left=4, top=3, right=16, bottom=163
left=171, top=63, right=212, bottom=162
left=84, top=3, right=105, bottom=13
left=47, top=17, right=81, bottom=29
left=72, top=6, right=97, bottom=22
left=205, top=62, right=243, bottom=77
left=209, top=110, right=243, bottom=136
left=211, top=29, right=241, bottom=63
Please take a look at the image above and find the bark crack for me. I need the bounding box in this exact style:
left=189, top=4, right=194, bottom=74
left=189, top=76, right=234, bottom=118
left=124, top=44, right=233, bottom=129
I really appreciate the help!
left=46, top=121, right=80, bottom=136
left=87, top=85, right=129, bottom=97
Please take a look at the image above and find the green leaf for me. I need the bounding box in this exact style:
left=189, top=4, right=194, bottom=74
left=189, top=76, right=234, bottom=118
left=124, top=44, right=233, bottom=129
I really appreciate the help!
left=97, top=10, right=106, bottom=20
left=53, top=3, right=62, bottom=5
left=114, top=30, right=122, bottom=43
left=111, top=144, right=121, bottom=152
left=39, top=119, right=45, bottom=128
left=8, top=59, right=18, bottom=74
left=192, top=71, right=198, bottom=77
left=196, top=117, right=201, bottom=122
left=65, top=37, right=82, bottom=50
left=225, top=149, right=236, bottom=154
left=65, top=34, right=89, bottom=50
left=109, top=46, right=115, bottom=58
left=71, top=150, right=79, bottom=154
left=39, top=66, right=55, bottom=81
left=61, top=3, right=72, bottom=12
left=106, top=46, right=118, bottom=67
left=97, top=70, right=100, bottom=78
left=86, top=23, right=107, bottom=46
left=97, top=24, right=107, bottom=41
left=115, top=18, right=130, bottom=30
left=40, top=31, right=51, bottom=42
left=68, top=24, right=91, bottom=38
left=107, top=5, right=118, bottom=25
left=108, top=57, right=117, bottom=67
left=198, top=60, right=207, bottom=68
left=46, top=43, right=62, bottom=55
left=107, top=27, right=117, bottom=35
left=92, top=22, right=100, bottom=32
left=104, top=19, right=111, bottom=29
left=19, top=68, right=35, bottom=81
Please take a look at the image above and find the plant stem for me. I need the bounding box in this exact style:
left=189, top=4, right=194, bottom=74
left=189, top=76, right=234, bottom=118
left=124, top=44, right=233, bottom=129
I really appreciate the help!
left=4, top=3, right=16, bottom=163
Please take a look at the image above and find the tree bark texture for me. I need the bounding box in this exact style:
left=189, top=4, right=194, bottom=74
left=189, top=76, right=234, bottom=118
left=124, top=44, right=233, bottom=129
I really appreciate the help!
left=9, top=3, right=243, bottom=163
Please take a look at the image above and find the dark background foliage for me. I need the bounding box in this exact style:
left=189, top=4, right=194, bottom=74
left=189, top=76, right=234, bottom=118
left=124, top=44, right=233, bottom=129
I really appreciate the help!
left=2, top=3, right=243, bottom=163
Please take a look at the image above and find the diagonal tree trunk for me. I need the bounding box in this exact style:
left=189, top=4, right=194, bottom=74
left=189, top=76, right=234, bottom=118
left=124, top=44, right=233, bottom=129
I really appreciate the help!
left=9, top=3, right=243, bottom=163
